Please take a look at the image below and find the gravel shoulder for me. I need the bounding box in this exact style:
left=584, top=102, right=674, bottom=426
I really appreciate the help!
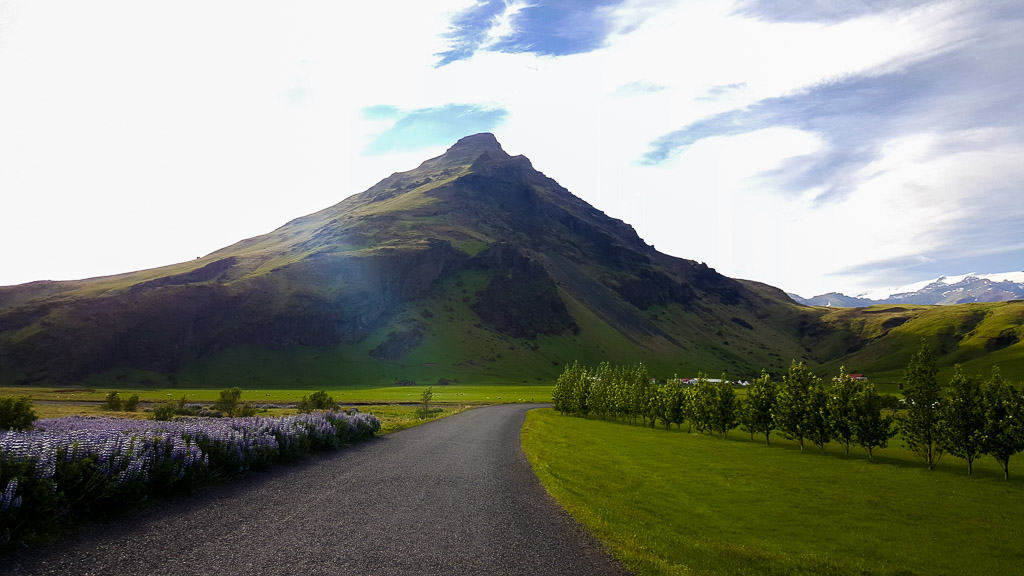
left=3, top=404, right=627, bottom=576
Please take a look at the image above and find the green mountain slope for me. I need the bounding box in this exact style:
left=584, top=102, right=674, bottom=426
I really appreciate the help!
left=813, top=301, right=1024, bottom=386
left=0, top=133, right=1021, bottom=388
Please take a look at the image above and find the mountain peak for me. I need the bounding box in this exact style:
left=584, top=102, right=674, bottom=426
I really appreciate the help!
left=448, top=132, right=503, bottom=152
left=437, top=133, right=510, bottom=166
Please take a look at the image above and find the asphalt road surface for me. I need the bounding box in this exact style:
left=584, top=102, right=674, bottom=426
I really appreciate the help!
left=3, top=404, right=628, bottom=576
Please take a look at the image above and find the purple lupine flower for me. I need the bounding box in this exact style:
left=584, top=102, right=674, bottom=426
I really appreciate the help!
left=0, top=409, right=380, bottom=520
left=0, top=478, right=18, bottom=512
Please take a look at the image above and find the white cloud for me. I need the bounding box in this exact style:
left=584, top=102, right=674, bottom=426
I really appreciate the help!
left=479, top=1, right=532, bottom=49
left=0, top=0, right=1011, bottom=296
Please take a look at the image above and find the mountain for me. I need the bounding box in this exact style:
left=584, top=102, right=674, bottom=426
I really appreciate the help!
left=0, top=134, right=815, bottom=388
left=2, top=134, right=1022, bottom=389
left=791, top=272, right=1024, bottom=307
left=787, top=292, right=876, bottom=308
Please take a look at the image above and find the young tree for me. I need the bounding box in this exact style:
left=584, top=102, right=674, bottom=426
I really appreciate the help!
left=852, top=382, right=895, bottom=461
left=419, top=386, right=434, bottom=419
left=588, top=364, right=604, bottom=419
left=213, top=387, right=243, bottom=415
left=123, top=394, right=140, bottom=412
left=612, top=365, right=631, bottom=421
left=553, top=361, right=587, bottom=415
left=738, top=398, right=756, bottom=441
left=644, top=379, right=662, bottom=428
left=938, top=365, right=986, bottom=475
left=710, top=378, right=738, bottom=438
left=777, top=361, right=816, bottom=451
left=629, top=364, right=650, bottom=425
left=663, top=382, right=687, bottom=430
left=806, top=378, right=832, bottom=452
left=828, top=367, right=862, bottom=455
left=681, top=386, right=697, bottom=433
left=981, top=367, right=1024, bottom=479
left=745, top=370, right=777, bottom=445
left=572, top=363, right=593, bottom=417
left=552, top=363, right=571, bottom=414
left=691, top=373, right=716, bottom=433
left=103, top=391, right=123, bottom=411
left=899, top=340, right=943, bottom=470
left=654, top=384, right=674, bottom=429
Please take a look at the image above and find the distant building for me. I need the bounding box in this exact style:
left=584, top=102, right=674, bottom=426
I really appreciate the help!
left=676, top=377, right=749, bottom=387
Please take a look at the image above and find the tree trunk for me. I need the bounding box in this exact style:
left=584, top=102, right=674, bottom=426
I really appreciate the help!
left=765, top=430, right=770, bottom=446
left=967, top=458, right=973, bottom=476
left=799, top=437, right=804, bottom=452
left=1003, top=459, right=1010, bottom=480
left=867, top=446, right=873, bottom=461
left=844, top=441, right=850, bottom=456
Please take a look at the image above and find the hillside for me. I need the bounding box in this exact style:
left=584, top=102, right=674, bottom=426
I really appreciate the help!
left=0, top=134, right=1021, bottom=389
left=812, top=301, right=1024, bottom=386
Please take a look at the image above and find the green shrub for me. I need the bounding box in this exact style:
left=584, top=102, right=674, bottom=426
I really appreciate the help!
left=152, top=402, right=177, bottom=421
left=213, top=387, right=242, bottom=415
left=233, top=402, right=256, bottom=417
left=0, top=396, right=36, bottom=431
left=298, top=390, right=335, bottom=413
left=103, top=391, right=122, bottom=411
left=122, top=394, right=140, bottom=412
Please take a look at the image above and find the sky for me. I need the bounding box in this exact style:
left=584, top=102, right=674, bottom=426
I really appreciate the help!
left=0, top=0, right=1021, bottom=297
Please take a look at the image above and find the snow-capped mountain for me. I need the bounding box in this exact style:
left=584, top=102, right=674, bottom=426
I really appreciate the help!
left=791, top=272, right=1024, bottom=307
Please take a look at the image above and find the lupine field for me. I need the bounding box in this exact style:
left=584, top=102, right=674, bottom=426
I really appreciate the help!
left=0, top=410, right=380, bottom=546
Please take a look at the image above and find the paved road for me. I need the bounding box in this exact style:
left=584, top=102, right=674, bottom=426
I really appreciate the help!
left=3, top=404, right=627, bottom=576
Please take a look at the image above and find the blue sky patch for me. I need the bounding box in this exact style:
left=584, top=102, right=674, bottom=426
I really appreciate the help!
left=438, top=0, right=630, bottom=65
left=361, top=105, right=403, bottom=120
left=364, top=104, right=508, bottom=154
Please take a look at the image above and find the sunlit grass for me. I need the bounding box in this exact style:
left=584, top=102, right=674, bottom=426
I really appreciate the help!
left=522, top=408, right=1024, bottom=576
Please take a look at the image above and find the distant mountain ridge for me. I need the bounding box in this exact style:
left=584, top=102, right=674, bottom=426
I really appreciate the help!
left=790, top=272, right=1024, bottom=307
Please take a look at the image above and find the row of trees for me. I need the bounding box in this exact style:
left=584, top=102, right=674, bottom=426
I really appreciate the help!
left=552, top=361, right=894, bottom=461
left=899, top=341, right=1024, bottom=477
left=552, top=343, right=1024, bottom=478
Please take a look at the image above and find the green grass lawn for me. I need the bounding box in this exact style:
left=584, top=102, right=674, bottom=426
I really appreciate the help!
left=0, top=384, right=552, bottom=405
left=522, top=408, right=1024, bottom=576
left=365, top=404, right=470, bottom=434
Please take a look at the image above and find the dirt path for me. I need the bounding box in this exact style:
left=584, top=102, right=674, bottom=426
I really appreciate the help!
left=3, top=404, right=627, bottom=576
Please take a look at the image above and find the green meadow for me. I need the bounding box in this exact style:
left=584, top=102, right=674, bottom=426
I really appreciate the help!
left=522, top=408, right=1024, bottom=576
left=0, top=384, right=552, bottom=406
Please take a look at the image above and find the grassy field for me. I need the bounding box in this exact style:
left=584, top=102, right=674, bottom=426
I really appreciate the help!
left=0, top=384, right=552, bottom=405
left=23, top=400, right=468, bottom=437
left=522, top=408, right=1024, bottom=576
